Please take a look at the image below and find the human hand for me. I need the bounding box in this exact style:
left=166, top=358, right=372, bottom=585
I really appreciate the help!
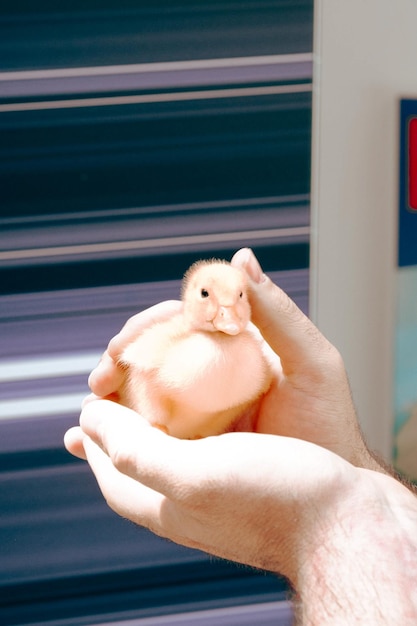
left=85, top=248, right=379, bottom=469
left=230, top=248, right=378, bottom=469
left=64, top=248, right=417, bottom=621
left=64, top=400, right=417, bottom=625
left=64, top=399, right=357, bottom=584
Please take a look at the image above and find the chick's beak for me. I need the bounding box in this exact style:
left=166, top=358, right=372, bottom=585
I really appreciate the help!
left=213, top=306, right=244, bottom=335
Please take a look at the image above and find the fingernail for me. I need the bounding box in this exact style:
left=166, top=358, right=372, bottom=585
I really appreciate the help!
left=234, top=248, right=266, bottom=284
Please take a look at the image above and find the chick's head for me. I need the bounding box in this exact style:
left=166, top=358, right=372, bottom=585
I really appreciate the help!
left=181, top=260, right=251, bottom=335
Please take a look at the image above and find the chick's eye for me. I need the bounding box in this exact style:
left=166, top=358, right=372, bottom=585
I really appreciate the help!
left=201, top=288, right=209, bottom=298
left=239, top=291, right=243, bottom=298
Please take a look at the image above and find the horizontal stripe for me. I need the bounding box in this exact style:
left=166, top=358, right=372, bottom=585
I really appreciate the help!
left=0, top=352, right=100, bottom=383
left=0, top=53, right=313, bottom=82
left=1, top=194, right=310, bottom=227
left=0, top=226, right=310, bottom=263
left=99, top=599, right=293, bottom=625
left=0, top=83, right=312, bottom=113
left=0, top=393, right=85, bottom=420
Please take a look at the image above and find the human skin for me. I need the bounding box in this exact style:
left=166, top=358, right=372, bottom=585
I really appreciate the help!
left=72, top=247, right=384, bottom=470
left=65, top=248, right=417, bottom=624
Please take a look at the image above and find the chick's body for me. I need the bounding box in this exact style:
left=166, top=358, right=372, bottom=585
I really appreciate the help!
left=119, top=260, right=272, bottom=439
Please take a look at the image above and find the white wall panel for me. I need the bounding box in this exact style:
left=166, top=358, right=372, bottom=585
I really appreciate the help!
left=310, top=0, right=417, bottom=458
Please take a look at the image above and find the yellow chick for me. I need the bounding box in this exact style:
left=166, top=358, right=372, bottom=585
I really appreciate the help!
left=119, top=259, right=273, bottom=439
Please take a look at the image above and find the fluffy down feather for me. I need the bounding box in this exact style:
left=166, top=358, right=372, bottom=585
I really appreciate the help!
left=119, top=259, right=273, bottom=438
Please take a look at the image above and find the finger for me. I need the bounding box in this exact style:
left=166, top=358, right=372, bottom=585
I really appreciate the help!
left=65, top=407, right=197, bottom=540
left=107, top=300, right=182, bottom=360
left=82, top=436, right=217, bottom=552
left=231, top=248, right=334, bottom=375
left=82, top=393, right=102, bottom=408
left=79, top=399, right=319, bottom=501
left=82, top=435, right=167, bottom=527
left=88, top=351, right=125, bottom=397
left=64, top=426, right=88, bottom=460
left=79, top=399, right=195, bottom=499
left=88, top=300, right=182, bottom=397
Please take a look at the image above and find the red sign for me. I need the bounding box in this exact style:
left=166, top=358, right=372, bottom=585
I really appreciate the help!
left=409, top=117, right=417, bottom=210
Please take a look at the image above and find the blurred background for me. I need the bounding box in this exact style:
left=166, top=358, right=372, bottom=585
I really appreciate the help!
left=0, top=1, right=313, bottom=624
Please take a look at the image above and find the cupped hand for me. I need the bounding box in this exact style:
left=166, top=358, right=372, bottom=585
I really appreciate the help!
left=83, top=248, right=376, bottom=469
left=64, top=399, right=365, bottom=586
left=64, top=248, right=416, bottom=618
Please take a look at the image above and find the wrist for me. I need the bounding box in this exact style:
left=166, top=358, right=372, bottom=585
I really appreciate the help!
left=294, top=470, right=417, bottom=625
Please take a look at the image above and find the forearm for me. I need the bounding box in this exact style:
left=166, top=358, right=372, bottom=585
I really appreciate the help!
left=293, top=473, right=417, bottom=625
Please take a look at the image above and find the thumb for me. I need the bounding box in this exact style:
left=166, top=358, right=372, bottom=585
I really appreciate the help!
left=231, top=248, right=333, bottom=375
